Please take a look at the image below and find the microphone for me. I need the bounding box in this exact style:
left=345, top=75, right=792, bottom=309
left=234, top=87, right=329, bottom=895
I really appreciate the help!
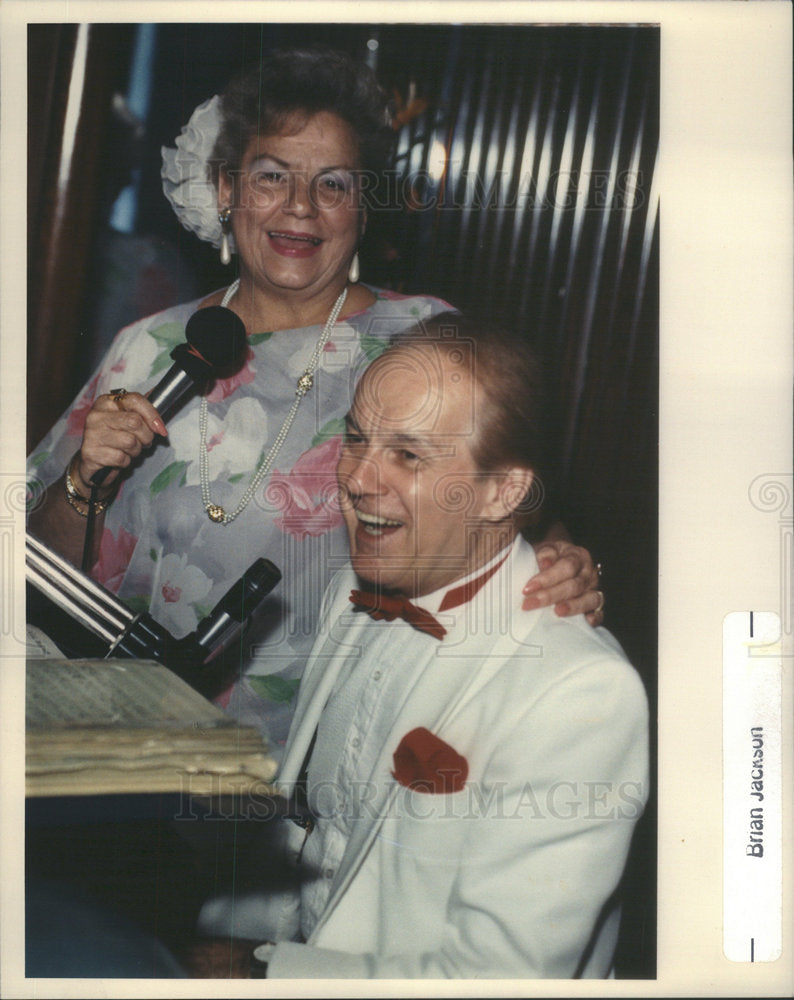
left=192, top=557, right=282, bottom=665
left=90, top=306, right=246, bottom=488
left=81, top=306, right=246, bottom=573
left=147, top=306, right=247, bottom=420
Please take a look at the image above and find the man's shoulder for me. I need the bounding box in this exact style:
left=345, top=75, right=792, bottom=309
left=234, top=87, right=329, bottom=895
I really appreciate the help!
left=500, top=537, right=635, bottom=667
left=515, top=609, right=647, bottom=718
left=489, top=540, right=643, bottom=699
left=532, top=609, right=632, bottom=669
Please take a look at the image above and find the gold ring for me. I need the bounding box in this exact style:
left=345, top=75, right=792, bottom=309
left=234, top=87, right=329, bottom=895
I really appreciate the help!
left=594, top=590, right=605, bottom=615
left=110, top=387, right=128, bottom=409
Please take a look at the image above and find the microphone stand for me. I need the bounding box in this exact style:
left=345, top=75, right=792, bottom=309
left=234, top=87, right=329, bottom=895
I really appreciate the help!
left=26, top=534, right=281, bottom=690
left=27, top=533, right=136, bottom=646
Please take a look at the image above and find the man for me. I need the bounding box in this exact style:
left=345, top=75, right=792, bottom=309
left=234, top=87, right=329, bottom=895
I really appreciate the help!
left=198, top=314, right=649, bottom=978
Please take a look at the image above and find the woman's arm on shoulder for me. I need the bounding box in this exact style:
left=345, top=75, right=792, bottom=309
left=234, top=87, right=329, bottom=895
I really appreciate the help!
left=524, top=521, right=604, bottom=624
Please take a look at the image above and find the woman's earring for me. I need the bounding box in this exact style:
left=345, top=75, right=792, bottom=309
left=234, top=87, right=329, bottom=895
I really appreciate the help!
left=348, top=251, right=360, bottom=284
left=219, top=207, right=232, bottom=266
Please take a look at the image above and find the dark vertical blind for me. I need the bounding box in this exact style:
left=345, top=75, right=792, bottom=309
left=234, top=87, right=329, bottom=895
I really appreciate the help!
left=27, top=23, right=132, bottom=450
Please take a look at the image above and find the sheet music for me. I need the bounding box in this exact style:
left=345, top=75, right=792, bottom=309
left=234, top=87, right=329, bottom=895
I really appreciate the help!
left=26, top=657, right=229, bottom=730
left=25, top=658, right=279, bottom=797
left=25, top=624, right=65, bottom=660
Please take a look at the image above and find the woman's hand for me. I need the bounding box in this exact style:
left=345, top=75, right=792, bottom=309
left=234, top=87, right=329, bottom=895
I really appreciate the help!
left=524, top=540, right=604, bottom=625
left=28, top=390, right=168, bottom=569
left=74, top=391, right=167, bottom=491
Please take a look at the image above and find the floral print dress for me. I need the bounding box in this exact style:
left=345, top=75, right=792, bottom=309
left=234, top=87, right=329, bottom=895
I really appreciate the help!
left=27, top=286, right=452, bottom=755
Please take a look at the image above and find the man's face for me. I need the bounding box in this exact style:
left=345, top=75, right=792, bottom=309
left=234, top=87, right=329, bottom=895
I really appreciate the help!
left=337, top=344, right=505, bottom=598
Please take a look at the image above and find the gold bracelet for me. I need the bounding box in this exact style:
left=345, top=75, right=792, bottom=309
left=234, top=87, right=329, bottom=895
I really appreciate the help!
left=65, top=455, right=115, bottom=514
left=64, top=489, right=111, bottom=518
left=65, top=460, right=91, bottom=503
left=65, top=492, right=89, bottom=518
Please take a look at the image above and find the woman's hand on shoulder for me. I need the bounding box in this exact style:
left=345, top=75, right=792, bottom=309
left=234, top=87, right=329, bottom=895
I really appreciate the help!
left=523, top=539, right=604, bottom=625
left=76, top=392, right=167, bottom=489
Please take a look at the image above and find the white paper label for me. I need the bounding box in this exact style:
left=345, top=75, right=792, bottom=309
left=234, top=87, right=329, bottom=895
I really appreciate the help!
left=723, top=611, right=782, bottom=962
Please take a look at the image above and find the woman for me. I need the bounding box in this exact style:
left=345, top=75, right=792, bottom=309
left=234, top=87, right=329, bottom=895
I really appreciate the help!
left=27, top=48, right=602, bottom=754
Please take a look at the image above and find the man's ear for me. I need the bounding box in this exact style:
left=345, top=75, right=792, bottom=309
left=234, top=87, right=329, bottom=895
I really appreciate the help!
left=481, top=467, right=535, bottom=521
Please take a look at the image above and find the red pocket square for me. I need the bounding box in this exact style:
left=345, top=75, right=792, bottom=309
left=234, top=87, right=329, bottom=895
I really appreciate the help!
left=392, top=727, right=468, bottom=794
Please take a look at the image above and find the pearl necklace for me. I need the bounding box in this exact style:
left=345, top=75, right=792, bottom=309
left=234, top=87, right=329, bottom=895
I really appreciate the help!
left=199, top=278, right=348, bottom=524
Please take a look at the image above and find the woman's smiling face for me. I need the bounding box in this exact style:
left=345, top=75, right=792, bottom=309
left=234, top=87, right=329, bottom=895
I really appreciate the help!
left=219, top=111, right=364, bottom=301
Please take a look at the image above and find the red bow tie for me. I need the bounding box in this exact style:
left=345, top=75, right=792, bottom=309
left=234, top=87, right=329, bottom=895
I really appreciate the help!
left=349, top=553, right=511, bottom=641
left=349, top=590, right=447, bottom=640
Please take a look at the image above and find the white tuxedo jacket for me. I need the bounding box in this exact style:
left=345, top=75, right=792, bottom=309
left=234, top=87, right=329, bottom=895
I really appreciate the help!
left=202, top=538, right=649, bottom=979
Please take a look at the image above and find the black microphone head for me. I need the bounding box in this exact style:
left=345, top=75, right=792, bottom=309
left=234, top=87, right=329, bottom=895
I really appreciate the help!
left=184, top=306, right=247, bottom=368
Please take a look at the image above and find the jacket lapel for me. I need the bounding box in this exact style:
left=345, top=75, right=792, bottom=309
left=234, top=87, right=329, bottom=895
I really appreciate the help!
left=277, top=571, right=370, bottom=794
left=309, top=539, right=543, bottom=938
